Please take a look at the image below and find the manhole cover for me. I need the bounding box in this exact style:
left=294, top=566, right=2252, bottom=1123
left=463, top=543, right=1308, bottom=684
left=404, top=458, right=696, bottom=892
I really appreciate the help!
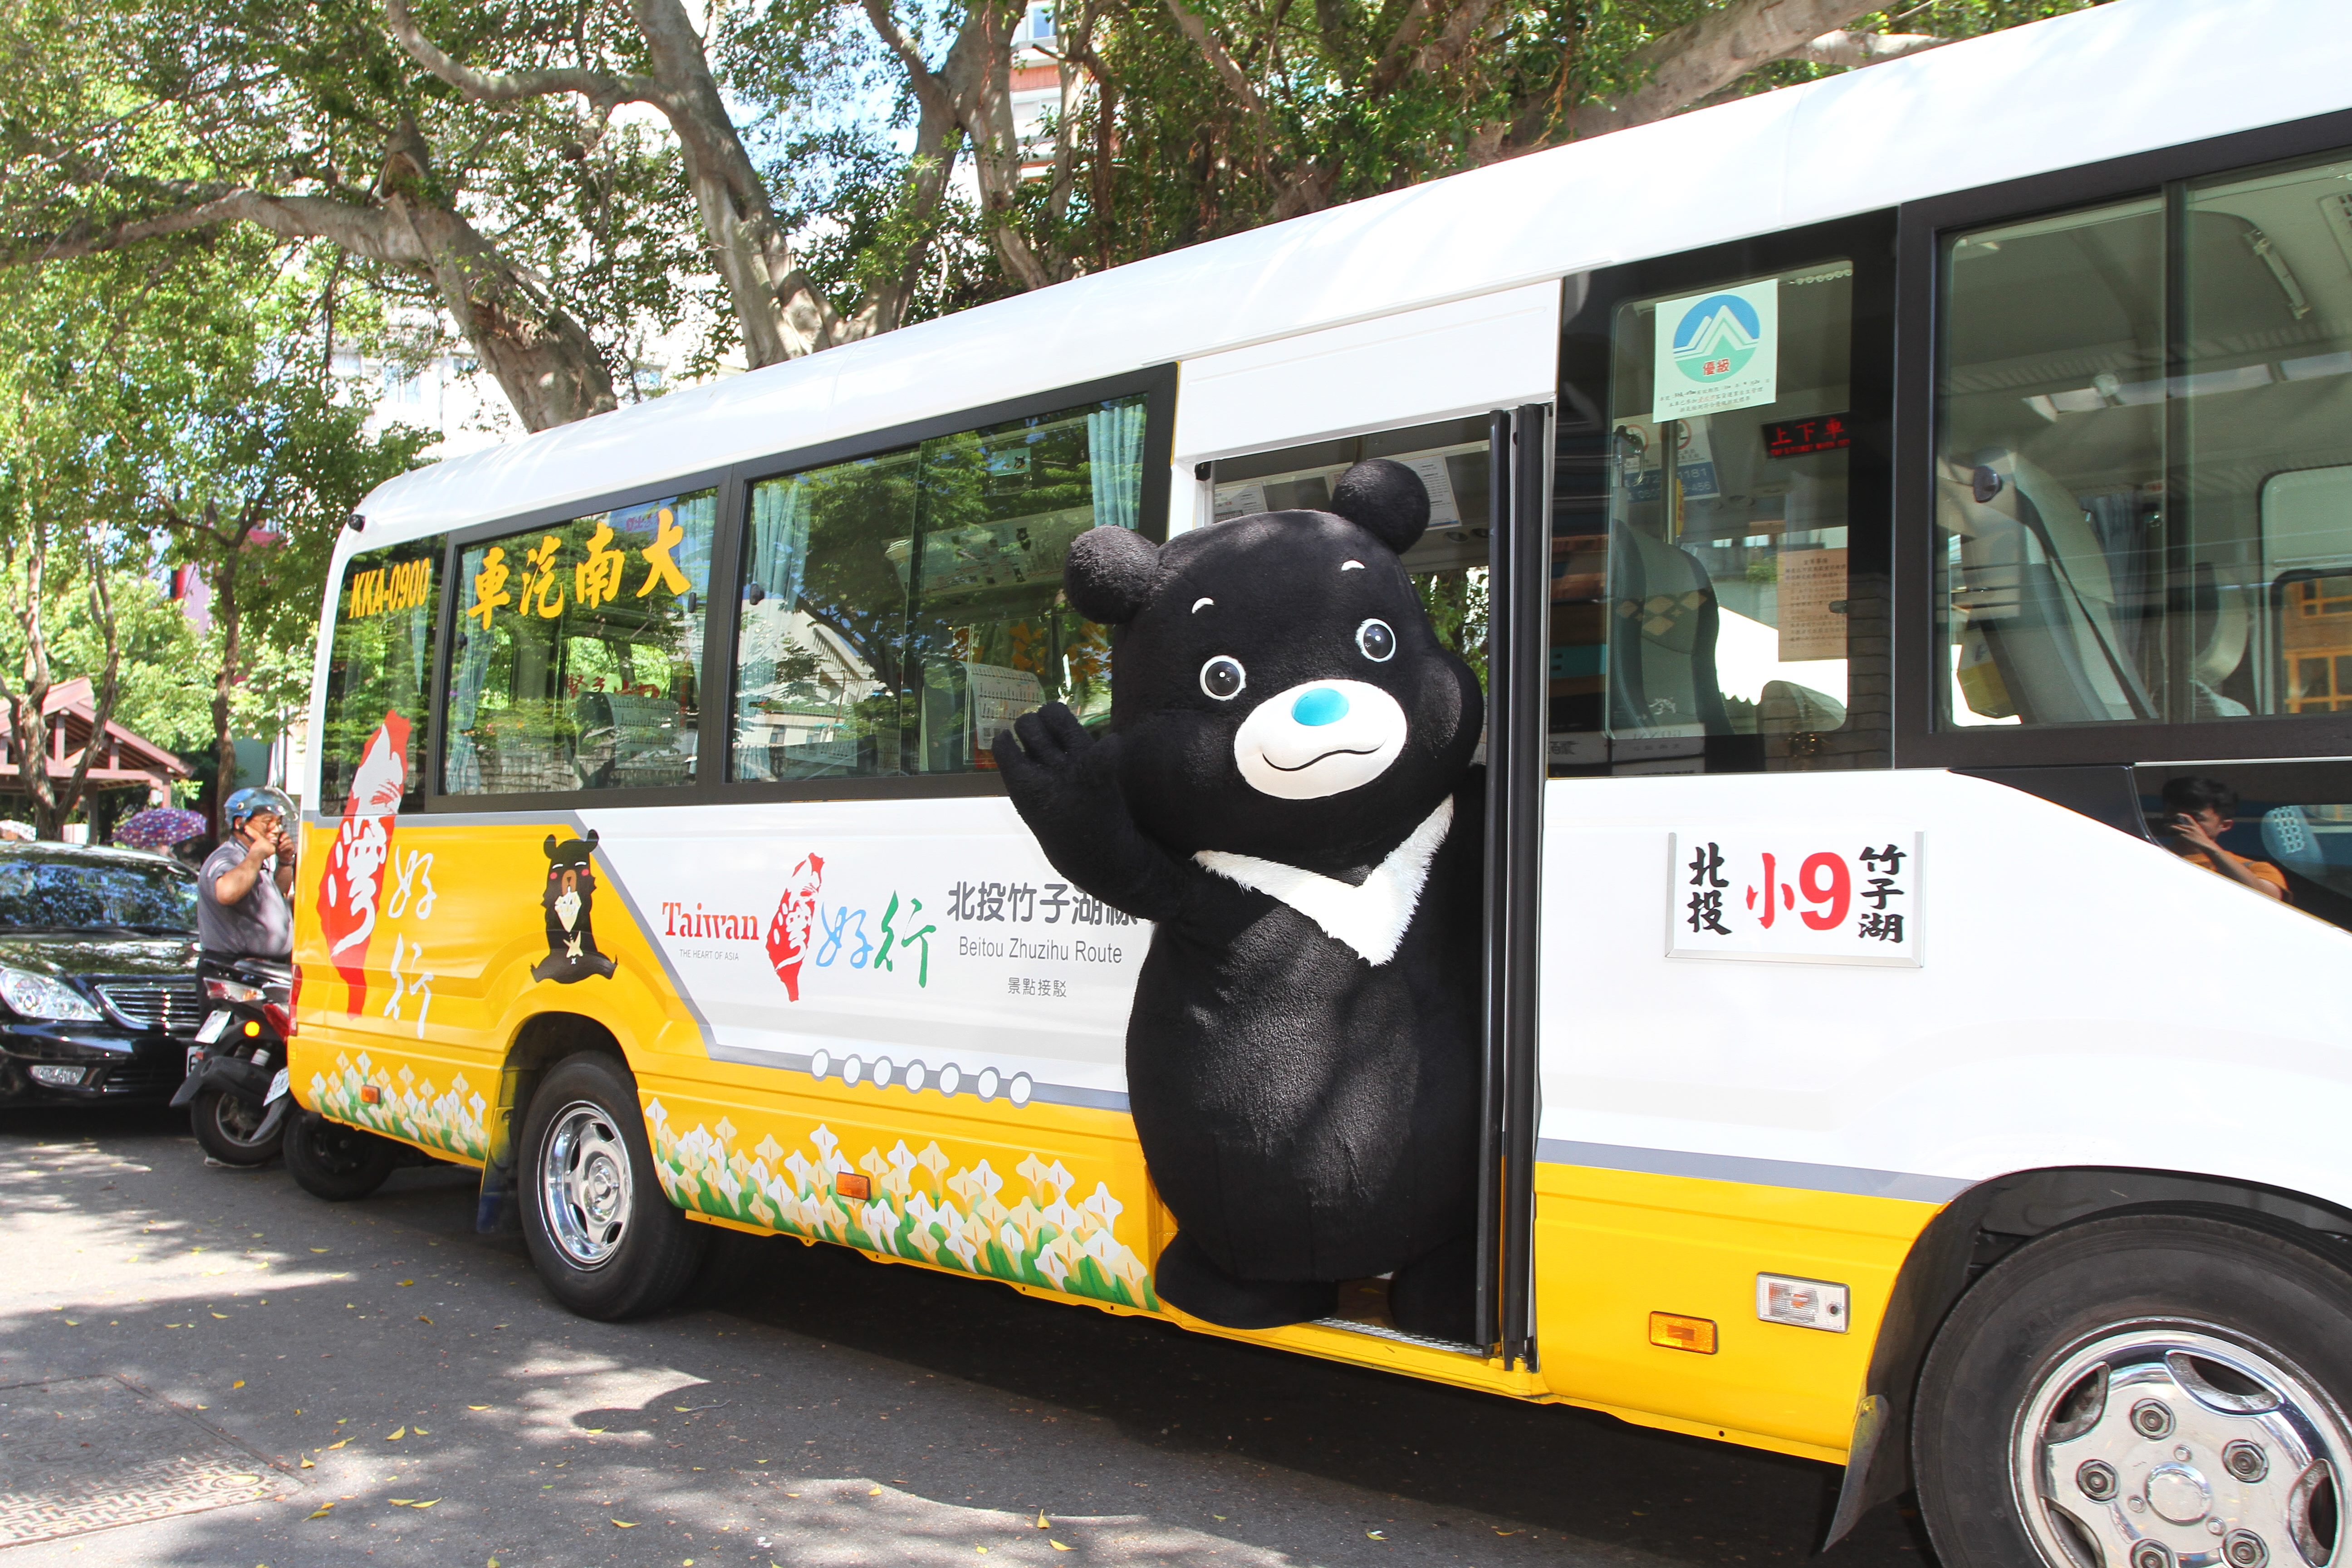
left=0, top=1375, right=291, bottom=1545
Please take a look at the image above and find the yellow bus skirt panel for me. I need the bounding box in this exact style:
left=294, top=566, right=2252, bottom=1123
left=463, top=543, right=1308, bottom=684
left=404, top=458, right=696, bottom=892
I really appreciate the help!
left=1531, top=1160, right=1941, bottom=1462
left=290, top=817, right=706, bottom=1163
left=635, top=1074, right=1162, bottom=1311
left=647, top=1067, right=1553, bottom=1398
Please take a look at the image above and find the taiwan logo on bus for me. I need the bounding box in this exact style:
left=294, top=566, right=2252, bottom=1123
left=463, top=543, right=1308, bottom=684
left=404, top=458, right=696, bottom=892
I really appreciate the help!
left=1651, top=278, right=1779, bottom=421
left=1671, top=294, right=1762, bottom=383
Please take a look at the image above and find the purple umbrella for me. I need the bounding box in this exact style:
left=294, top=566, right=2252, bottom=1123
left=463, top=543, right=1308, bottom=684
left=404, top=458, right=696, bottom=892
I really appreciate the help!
left=113, top=807, right=207, bottom=852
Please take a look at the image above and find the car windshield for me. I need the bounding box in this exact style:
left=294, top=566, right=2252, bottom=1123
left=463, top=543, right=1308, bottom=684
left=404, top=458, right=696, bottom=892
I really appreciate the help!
left=0, top=858, right=199, bottom=934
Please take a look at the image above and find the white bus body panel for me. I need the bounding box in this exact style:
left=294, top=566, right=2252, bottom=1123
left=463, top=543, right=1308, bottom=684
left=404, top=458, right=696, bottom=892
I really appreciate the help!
left=1536, top=770, right=2352, bottom=1211
left=1170, top=282, right=1560, bottom=473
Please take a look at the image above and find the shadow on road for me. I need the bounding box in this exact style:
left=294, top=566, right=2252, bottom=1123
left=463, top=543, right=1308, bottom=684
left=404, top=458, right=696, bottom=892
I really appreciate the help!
left=0, top=1104, right=1939, bottom=1566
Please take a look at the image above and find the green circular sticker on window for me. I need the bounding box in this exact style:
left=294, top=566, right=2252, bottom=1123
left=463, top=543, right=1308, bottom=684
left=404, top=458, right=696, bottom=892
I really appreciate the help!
left=1670, top=293, right=1763, bottom=384
left=1651, top=277, right=1779, bottom=421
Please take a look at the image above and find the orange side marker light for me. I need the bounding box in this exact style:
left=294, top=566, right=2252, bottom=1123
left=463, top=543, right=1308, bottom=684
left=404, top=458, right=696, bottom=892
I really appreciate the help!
left=1648, top=1312, right=1718, bottom=1355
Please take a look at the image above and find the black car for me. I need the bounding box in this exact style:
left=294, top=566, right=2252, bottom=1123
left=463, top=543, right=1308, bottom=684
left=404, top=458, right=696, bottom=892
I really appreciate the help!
left=0, top=841, right=205, bottom=1106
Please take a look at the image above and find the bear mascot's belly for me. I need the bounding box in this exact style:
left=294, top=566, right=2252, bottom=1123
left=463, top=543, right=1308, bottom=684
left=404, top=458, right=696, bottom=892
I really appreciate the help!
left=996, top=458, right=1485, bottom=1341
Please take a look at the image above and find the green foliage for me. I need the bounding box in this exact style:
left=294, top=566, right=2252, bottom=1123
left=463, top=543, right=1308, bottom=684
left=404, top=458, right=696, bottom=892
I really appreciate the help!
left=0, top=225, right=428, bottom=825
left=1419, top=568, right=1490, bottom=691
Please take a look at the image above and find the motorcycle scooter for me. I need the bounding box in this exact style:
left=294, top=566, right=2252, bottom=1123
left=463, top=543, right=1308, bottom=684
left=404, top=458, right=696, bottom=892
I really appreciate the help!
left=171, top=955, right=294, bottom=1165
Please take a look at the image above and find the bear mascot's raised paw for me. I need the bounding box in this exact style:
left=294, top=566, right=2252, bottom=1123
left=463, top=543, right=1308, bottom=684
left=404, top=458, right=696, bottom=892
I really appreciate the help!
left=994, top=458, right=1483, bottom=1342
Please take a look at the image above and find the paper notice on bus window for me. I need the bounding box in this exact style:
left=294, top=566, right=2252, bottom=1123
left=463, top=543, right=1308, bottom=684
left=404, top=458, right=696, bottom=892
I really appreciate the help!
left=1778, top=547, right=1849, bottom=662
left=1652, top=280, right=1779, bottom=421
left=1670, top=832, right=1921, bottom=967
left=968, top=662, right=1044, bottom=769
left=1213, top=483, right=1265, bottom=523
left=1397, top=455, right=1461, bottom=527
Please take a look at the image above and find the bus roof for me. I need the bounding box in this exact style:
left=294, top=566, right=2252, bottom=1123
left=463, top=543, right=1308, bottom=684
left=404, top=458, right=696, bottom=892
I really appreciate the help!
left=341, top=0, right=2345, bottom=558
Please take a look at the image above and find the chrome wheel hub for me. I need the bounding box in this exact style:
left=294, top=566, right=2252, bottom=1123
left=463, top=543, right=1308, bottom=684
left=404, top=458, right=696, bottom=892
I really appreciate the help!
left=539, top=1102, right=632, bottom=1269
left=2014, top=1325, right=2350, bottom=1568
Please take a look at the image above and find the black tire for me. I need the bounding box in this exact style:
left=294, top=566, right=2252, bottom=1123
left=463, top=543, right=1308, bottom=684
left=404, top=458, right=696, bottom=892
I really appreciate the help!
left=1915, top=1209, right=2352, bottom=1568
left=282, top=1111, right=399, bottom=1201
left=517, top=1053, right=705, bottom=1321
left=191, top=1086, right=284, bottom=1166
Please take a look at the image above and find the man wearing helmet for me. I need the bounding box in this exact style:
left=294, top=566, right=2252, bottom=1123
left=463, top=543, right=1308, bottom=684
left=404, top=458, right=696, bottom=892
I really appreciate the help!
left=199, top=787, right=297, bottom=962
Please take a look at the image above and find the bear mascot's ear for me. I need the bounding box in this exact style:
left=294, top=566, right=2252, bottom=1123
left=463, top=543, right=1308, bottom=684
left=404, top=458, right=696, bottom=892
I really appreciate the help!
left=543, top=834, right=560, bottom=862
left=1063, top=525, right=1161, bottom=625
left=581, top=829, right=599, bottom=852
left=1330, top=458, right=1431, bottom=555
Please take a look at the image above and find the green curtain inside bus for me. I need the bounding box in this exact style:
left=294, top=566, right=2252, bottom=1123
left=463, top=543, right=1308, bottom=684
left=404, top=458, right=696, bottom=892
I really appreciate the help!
left=731, top=394, right=1147, bottom=782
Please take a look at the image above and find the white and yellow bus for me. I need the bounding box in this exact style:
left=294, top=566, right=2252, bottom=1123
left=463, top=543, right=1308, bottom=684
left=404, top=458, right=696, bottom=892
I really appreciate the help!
left=289, top=3, right=2352, bottom=1562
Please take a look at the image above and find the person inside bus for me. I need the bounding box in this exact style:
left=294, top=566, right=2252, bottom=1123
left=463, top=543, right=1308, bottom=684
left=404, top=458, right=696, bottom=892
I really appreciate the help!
left=2158, top=775, right=2288, bottom=902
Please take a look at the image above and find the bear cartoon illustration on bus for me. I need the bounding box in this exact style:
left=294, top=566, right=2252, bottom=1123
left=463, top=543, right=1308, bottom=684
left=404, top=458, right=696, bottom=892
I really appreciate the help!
left=534, top=830, right=618, bottom=984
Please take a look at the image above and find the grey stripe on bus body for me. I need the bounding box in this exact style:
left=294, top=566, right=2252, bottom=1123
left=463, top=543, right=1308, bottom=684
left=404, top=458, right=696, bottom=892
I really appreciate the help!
left=1534, top=1138, right=1970, bottom=1204
left=304, top=814, right=1963, bottom=1179
left=704, top=1040, right=1131, bottom=1112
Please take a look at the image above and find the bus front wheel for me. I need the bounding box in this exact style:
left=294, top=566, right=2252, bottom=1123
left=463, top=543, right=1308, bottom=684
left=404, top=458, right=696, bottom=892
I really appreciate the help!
left=519, top=1053, right=705, bottom=1321
left=1914, top=1210, right=2352, bottom=1568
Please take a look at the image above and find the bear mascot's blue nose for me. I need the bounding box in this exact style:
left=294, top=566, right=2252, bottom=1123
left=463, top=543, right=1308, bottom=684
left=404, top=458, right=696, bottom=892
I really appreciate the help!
left=1291, top=686, right=1350, bottom=727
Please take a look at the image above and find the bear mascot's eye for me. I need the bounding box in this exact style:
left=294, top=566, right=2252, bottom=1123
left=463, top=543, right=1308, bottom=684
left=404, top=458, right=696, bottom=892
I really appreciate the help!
left=1355, top=618, right=1396, bottom=662
left=1200, top=655, right=1247, bottom=701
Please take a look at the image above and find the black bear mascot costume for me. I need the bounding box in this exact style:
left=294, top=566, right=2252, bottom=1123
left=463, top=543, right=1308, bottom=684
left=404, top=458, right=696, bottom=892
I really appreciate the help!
left=995, top=458, right=1483, bottom=1342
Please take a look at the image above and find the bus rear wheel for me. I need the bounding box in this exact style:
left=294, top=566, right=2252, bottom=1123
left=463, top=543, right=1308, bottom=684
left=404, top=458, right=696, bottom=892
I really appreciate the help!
left=519, top=1054, right=704, bottom=1321
left=1915, top=1210, right=2352, bottom=1568
left=284, top=1111, right=398, bottom=1200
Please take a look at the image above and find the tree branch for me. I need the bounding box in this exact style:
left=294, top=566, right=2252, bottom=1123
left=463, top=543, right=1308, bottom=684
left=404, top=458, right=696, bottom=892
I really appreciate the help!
left=1365, top=0, right=1438, bottom=98
left=0, top=189, right=420, bottom=269
left=1160, top=0, right=1267, bottom=122
left=1564, top=0, right=1884, bottom=139
left=382, top=0, right=657, bottom=117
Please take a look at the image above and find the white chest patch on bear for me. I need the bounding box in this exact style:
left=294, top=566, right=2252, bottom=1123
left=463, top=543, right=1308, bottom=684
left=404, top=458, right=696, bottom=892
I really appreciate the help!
left=1194, top=796, right=1453, bottom=966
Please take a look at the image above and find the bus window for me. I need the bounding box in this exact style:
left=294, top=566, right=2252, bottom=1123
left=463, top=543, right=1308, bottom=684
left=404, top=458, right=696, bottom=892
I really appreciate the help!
left=319, top=539, right=441, bottom=813
left=444, top=491, right=716, bottom=795
left=2139, top=765, right=2352, bottom=931
left=1207, top=415, right=1493, bottom=688
left=1553, top=260, right=1865, bottom=772
left=1936, top=199, right=2164, bottom=728
left=731, top=394, right=1147, bottom=781
left=1936, top=149, right=2352, bottom=730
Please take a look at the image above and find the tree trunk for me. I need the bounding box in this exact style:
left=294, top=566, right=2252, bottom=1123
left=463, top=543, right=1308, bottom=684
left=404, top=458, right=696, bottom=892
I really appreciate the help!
left=10, top=518, right=61, bottom=839
left=6, top=152, right=622, bottom=433
left=2, top=525, right=120, bottom=839
left=208, top=550, right=240, bottom=844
